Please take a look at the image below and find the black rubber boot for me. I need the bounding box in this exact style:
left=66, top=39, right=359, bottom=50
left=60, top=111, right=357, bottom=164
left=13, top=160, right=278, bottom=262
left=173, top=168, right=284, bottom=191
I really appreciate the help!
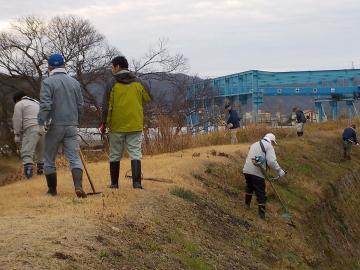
left=24, top=163, right=33, bottom=179
left=72, top=169, right=87, bottom=198
left=297, top=132, right=301, bottom=137
left=37, top=163, right=44, bottom=175
left=258, top=205, right=266, bottom=219
left=109, top=161, right=120, bottom=189
left=131, top=160, right=142, bottom=189
left=245, top=194, right=252, bottom=209
left=45, top=173, right=57, bottom=196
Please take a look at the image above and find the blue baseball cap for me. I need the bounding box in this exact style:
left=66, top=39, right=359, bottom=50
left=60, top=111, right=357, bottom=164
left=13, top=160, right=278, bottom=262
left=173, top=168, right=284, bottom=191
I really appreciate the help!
left=48, top=54, right=65, bottom=67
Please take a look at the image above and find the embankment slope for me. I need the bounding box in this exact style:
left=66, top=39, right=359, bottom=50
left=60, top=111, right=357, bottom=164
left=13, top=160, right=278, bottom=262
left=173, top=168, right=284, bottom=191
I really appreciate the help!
left=0, top=130, right=359, bottom=269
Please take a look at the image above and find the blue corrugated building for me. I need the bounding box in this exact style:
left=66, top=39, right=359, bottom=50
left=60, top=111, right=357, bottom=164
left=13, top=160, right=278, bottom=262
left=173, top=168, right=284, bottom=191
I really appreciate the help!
left=187, top=69, right=360, bottom=130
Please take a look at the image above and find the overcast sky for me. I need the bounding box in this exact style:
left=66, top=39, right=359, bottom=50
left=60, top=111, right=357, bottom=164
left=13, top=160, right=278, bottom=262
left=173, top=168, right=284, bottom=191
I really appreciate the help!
left=0, top=0, right=359, bottom=77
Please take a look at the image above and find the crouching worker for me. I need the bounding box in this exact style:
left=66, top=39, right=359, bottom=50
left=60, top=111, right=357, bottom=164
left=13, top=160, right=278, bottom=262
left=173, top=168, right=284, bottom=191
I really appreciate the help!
left=342, top=124, right=358, bottom=160
left=100, top=56, right=151, bottom=189
left=38, top=54, right=86, bottom=198
left=242, top=133, right=286, bottom=219
left=12, top=91, right=44, bottom=178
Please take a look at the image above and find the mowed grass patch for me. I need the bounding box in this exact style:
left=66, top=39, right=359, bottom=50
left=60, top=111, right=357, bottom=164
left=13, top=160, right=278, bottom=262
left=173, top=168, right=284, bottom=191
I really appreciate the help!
left=170, top=186, right=199, bottom=203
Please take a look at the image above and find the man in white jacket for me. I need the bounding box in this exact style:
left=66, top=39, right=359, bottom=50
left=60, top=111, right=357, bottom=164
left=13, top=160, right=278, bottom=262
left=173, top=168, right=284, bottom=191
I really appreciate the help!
left=12, top=91, right=44, bottom=178
left=243, top=133, right=286, bottom=219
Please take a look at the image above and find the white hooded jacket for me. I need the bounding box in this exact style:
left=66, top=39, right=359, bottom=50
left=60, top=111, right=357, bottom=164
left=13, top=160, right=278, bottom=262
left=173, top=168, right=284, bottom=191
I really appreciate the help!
left=243, top=137, right=282, bottom=178
left=12, top=96, right=40, bottom=135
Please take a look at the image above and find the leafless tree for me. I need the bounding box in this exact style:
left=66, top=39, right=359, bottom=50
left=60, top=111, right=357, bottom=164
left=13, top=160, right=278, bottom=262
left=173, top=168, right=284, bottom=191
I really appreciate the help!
left=0, top=15, right=192, bottom=150
left=0, top=15, right=118, bottom=109
left=185, top=79, right=222, bottom=132
left=131, top=38, right=188, bottom=81
left=0, top=16, right=48, bottom=96
left=46, top=15, right=118, bottom=111
left=129, top=38, right=191, bottom=138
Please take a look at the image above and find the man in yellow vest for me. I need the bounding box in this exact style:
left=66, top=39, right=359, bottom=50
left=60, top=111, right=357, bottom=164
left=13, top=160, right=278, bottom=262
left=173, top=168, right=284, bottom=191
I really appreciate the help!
left=100, top=56, right=151, bottom=189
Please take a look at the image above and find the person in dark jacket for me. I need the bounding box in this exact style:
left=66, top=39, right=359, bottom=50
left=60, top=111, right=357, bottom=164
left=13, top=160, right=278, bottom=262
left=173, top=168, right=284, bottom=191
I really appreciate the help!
left=225, top=104, right=240, bottom=144
left=293, top=107, right=306, bottom=136
left=342, top=124, right=359, bottom=160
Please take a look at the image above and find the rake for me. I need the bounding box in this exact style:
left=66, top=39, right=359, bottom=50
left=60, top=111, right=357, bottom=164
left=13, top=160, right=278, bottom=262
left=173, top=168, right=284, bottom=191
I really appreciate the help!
left=252, top=157, right=294, bottom=224
left=79, top=149, right=102, bottom=195
left=263, top=169, right=293, bottom=222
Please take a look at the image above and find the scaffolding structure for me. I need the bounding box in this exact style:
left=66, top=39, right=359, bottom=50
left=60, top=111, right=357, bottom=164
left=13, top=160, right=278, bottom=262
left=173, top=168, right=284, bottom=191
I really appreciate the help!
left=187, top=69, right=360, bottom=131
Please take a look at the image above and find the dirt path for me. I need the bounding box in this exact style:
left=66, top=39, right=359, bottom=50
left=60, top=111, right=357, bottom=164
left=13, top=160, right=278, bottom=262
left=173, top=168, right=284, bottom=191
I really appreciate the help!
left=0, top=144, right=248, bottom=270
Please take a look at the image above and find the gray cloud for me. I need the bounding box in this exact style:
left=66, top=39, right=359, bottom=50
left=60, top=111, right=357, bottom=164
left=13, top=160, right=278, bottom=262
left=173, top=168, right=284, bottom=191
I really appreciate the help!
left=0, top=0, right=359, bottom=77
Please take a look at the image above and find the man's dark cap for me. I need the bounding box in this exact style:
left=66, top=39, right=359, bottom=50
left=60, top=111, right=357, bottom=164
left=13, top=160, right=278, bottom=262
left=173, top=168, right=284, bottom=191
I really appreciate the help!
left=13, top=91, right=26, bottom=103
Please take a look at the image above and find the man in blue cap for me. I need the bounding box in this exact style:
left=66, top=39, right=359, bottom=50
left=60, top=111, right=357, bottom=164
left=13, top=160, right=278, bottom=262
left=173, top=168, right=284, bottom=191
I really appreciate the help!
left=38, top=53, right=86, bottom=197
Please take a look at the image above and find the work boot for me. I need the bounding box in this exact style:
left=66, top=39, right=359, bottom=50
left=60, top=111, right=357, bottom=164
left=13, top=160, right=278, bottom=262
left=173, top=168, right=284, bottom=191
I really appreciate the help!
left=72, top=169, right=87, bottom=198
left=258, top=205, right=266, bottom=219
left=45, top=173, right=57, bottom=196
left=24, top=163, right=33, bottom=179
left=109, top=161, right=120, bottom=189
left=37, top=163, right=44, bottom=175
left=245, top=193, right=252, bottom=209
left=131, top=160, right=142, bottom=189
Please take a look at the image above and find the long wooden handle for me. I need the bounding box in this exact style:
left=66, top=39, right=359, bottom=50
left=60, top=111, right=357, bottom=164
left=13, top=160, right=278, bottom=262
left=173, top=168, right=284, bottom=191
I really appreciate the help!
left=79, top=150, right=96, bottom=193
left=259, top=165, right=289, bottom=213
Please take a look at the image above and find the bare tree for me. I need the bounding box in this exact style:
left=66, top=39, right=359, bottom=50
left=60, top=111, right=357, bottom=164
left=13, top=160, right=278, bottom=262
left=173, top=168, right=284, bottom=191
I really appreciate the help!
left=47, top=15, right=118, bottom=111
left=127, top=38, right=191, bottom=136
left=131, top=38, right=188, bottom=81
left=0, top=15, right=192, bottom=151
left=0, top=15, right=118, bottom=109
left=0, top=16, right=48, bottom=96
left=185, top=78, right=221, bottom=132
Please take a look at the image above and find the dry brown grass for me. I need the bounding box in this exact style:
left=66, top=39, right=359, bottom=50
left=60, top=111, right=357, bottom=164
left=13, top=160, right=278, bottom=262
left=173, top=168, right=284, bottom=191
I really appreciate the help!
left=140, top=117, right=360, bottom=157
left=2, top=119, right=360, bottom=269
left=142, top=121, right=297, bottom=156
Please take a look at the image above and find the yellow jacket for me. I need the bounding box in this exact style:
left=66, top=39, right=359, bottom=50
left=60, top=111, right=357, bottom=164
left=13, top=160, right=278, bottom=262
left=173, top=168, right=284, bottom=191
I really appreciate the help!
left=106, top=71, right=151, bottom=132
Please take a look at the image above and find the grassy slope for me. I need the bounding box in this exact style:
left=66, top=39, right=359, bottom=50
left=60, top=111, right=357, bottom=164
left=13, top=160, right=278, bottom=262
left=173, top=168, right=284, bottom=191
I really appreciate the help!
left=1, top=123, right=359, bottom=269
left=94, top=123, right=360, bottom=270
